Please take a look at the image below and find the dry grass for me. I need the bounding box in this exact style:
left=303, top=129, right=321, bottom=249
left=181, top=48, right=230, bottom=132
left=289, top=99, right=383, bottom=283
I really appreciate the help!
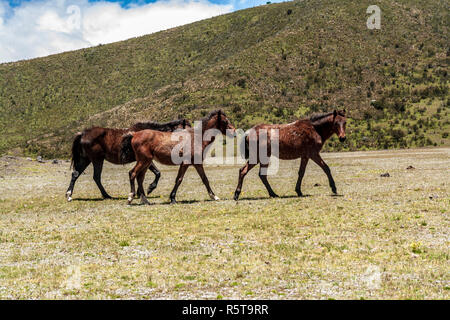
left=0, top=148, right=449, bottom=299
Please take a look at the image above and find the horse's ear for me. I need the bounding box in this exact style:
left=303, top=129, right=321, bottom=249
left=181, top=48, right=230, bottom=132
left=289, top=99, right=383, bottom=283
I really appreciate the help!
left=218, top=110, right=222, bottom=121
left=333, top=110, right=337, bottom=118
left=182, top=119, right=186, bottom=128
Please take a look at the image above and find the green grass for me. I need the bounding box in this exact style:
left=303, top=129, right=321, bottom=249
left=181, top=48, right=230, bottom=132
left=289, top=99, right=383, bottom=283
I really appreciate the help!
left=0, top=148, right=448, bottom=299
left=0, top=0, right=449, bottom=157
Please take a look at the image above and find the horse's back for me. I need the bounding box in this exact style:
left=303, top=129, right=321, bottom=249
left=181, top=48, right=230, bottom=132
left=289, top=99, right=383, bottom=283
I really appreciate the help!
left=249, top=120, right=322, bottom=159
left=80, top=127, right=127, bottom=164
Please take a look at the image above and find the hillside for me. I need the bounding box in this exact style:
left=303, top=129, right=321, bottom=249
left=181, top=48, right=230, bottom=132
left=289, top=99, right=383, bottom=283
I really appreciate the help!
left=0, top=0, right=449, bottom=157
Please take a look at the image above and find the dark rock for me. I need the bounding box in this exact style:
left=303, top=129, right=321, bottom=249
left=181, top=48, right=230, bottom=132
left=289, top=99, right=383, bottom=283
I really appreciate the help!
left=52, top=159, right=59, bottom=164
left=314, top=183, right=321, bottom=187
left=36, top=156, right=44, bottom=163
left=380, top=173, right=390, bottom=177
left=406, top=165, right=415, bottom=170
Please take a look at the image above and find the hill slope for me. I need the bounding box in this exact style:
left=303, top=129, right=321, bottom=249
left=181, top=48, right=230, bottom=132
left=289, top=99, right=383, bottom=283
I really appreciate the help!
left=0, top=0, right=449, bottom=157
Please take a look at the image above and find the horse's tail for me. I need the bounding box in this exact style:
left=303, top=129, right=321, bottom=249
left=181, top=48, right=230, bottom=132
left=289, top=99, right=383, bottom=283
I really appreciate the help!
left=120, top=133, right=135, bottom=164
left=70, top=132, right=83, bottom=170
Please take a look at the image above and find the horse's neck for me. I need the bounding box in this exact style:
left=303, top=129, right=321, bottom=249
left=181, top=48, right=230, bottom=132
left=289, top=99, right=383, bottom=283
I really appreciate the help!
left=201, top=120, right=219, bottom=148
left=312, top=118, right=334, bottom=142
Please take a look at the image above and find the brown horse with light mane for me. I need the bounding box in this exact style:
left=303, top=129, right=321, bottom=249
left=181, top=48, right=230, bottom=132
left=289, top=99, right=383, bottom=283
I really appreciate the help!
left=120, top=110, right=235, bottom=205
left=66, top=119, right=190, bottom=201
left=234, top=110, right=347, bottom=200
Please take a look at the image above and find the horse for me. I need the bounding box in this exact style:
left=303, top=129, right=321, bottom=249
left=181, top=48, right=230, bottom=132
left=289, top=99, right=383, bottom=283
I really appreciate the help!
left=120, top=110, right=236, bottom=205
left=66, top=119, right=191, bottom=202
left=233, top=109, right=347, bottom=200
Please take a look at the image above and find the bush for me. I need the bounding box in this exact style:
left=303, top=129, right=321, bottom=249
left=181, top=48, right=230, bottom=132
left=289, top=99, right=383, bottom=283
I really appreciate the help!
left=371, top=100, right=384, bottom=110
left=390, top=128, right=406, bottom=142
left=236, top=78, right=246, bottom=89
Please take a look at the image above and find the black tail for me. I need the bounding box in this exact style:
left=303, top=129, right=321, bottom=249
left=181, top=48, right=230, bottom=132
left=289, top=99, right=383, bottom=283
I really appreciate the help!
left=70, top=132, right=83, bottom=170
left=120, top=133, right=135, bottom=164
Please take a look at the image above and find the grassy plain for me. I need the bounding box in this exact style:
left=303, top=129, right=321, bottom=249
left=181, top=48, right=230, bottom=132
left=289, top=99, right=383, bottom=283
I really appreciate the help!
left=0, top=148, right=448, bottom=299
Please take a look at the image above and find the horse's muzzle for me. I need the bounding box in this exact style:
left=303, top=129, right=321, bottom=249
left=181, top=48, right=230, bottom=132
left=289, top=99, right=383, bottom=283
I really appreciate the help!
left=339, top=136, right=347, bottom=142
left=228, top=128, right=237, bottom=137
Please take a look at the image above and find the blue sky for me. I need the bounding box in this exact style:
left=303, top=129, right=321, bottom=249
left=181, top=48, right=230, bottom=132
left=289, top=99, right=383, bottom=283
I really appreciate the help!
left=5, top=0, right=261, bottom=6
left=0, top=0, right=287, bottom=63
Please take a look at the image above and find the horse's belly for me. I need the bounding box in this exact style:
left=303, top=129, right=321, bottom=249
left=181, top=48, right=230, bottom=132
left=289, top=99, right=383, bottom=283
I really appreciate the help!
left=154, top=153, right=176, bottom=166
left=277, top=143, right=304, bottom=160
left=105, top=153, right=122, bottom=164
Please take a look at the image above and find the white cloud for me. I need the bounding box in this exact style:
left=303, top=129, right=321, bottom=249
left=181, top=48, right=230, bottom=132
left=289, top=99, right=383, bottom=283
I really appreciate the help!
left=0, top=0, right=233, bottom=63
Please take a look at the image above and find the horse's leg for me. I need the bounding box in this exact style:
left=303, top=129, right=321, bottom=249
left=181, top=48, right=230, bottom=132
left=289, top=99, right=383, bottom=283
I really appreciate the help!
left=66, top=157, right=91, bottom=201
left=128, top=169, right=136, bottom=203
left=194, top=164, right=219, bottom=201
left=147, top=162, right=161, bottom=195
left=169, top=164, right=189, bottom=204
left=137, top=164, right=151, bottom=205
left=295, top=157, right=309, bottom=197
left=92, top=160, right=112, bottom=199
left=259, top=163, right=279, bottom=198
left=233, top=161, right=256, bottom=201
left=128, top=160, right=145, bottom=204
left=311, top=154, right=337, bottom=194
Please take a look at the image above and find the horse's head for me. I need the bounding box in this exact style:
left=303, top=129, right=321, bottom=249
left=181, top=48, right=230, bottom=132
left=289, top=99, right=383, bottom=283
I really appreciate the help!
left=215, top=109, right=236, bottom=136
left=332, top=109, right=347, bottom=142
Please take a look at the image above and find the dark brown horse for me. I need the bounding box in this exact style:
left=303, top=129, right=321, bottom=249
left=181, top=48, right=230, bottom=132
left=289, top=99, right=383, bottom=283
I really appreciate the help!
left=120, top=110, right=235, bottom=205
left=234, top=110, right=347, bottom=200
left=66, top=119, right=190, bottom=201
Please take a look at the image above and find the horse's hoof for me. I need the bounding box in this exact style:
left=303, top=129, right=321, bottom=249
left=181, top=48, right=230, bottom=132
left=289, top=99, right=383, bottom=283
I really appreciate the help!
left=103, top=195, right=112, bottom=199
left=210, top=195, right=220, bottom=201
left=270, top=194, right=279, bottom=198
left=170, top=200, right=177, bottom=205
left=66, top=191, right=72, bottom=202
left=127, top=193, right=134, bottom=204
left=147, top=186, right=156, bottom=195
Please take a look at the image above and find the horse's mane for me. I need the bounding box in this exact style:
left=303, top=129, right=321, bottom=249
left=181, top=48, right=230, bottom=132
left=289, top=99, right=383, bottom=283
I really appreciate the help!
left=309, top=111, right=345, bottom=124
left=129, top=119, right=189, bottom=132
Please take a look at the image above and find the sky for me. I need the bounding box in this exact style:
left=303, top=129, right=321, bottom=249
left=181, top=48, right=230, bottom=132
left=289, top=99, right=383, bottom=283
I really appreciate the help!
left=0, top=0, right=286, bottom=63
